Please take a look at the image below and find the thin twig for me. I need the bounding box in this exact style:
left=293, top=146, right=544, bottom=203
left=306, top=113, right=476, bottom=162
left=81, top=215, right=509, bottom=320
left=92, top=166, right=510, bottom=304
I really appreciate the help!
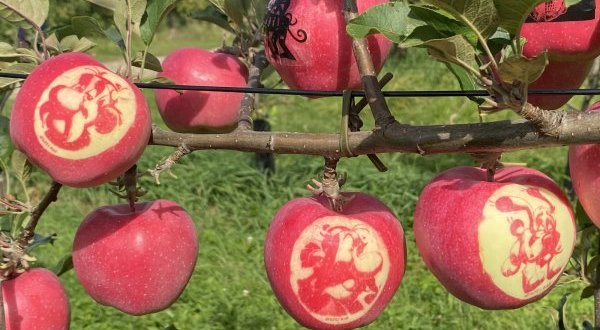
left=0, top=2, right=48, bottom=60
left=148, top=143, right=192, bottom=184
left=15, top=182, right=62, bottom=250
left=343, top=0, right=396, bottom=130
left=236, top=50, right=268, bottom=131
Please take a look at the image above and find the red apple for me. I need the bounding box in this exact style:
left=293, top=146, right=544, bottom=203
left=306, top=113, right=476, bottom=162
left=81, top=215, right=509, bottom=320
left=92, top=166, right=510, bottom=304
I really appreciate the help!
left=10, top=52, right=151, bottom=188
left=154, top=47, right=248, bottom=133
left=520, top=1, right=599, bottom=109
left=3, top=268, right=70, bottom=330
left=263, top=0, right=392, bottom=92
left=527, top=57, right=593, bottom=110
left=72, top=199, right=198, bottom=315
left=264, top=193, right=405, bottom=329
left=521, top=0, right=600, bottom=61
left=414, top=166, right=576, bottom=309
left=569, top=101, right=600, bottom=227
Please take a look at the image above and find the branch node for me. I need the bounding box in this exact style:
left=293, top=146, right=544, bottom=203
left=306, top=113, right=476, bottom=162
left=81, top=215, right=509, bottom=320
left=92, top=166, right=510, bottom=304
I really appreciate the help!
left=149, top=143, right=192, bottom=184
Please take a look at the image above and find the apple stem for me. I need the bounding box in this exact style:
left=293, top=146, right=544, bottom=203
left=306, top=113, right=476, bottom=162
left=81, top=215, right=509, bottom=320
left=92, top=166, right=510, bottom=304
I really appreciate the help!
left=343, top=0, right=397, bottom=131
left=469, top=152, right=502, bottom=182
left=237, top=50, right=268, bottom=131
left=124, top=165, right=138, bottom=212
left=307, top=157, right=351, bottom=212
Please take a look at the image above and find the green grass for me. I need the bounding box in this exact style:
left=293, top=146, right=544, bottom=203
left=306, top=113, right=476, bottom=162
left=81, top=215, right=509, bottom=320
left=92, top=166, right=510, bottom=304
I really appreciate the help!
left=10, top=29, right=600, bottom=329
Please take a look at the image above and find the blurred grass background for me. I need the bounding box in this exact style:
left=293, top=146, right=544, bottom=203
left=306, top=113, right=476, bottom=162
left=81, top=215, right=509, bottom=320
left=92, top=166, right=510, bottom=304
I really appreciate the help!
left=2, top=7, right=597, bottom=330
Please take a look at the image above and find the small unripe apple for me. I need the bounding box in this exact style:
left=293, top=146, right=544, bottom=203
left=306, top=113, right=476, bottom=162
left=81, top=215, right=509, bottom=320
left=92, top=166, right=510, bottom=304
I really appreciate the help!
left=154, top=47, right=249, bottom=133
left=521, top=0, right=600, bottom=61
left=527, top=57, right=593, bottom=110
left=72, top=199, right=198, bottom=315
left=569, top=101, right=600, bottom=227
left=263, top=0, right=392, bottom=92
left=3, top=268, right=70, bottom=330
left=10, top=52, right=151, bottom=188
left=414, top=166, right=576, bottom=309
left=265, top=193, right=405, bottom=329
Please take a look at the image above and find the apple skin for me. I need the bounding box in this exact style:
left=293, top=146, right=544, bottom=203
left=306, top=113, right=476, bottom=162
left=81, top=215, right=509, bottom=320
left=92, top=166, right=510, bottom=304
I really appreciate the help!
left=154, top=47, right=248, bottom=133
left=10, top=52, right=151, bottom=188
left=263, top=0, right=392, bottom=92
left=569, top=101, right=600, bottom=227
left=527, top=57, right=593, bottom=110
left=521, top=0, right=600, bottom=61
left=264, top=193, right=405, bottom=329
left=414, top=166, right=576, bottom=310
left=3, top=268, right=70, bottom=330
left=72, top=199, right=198, bottom=315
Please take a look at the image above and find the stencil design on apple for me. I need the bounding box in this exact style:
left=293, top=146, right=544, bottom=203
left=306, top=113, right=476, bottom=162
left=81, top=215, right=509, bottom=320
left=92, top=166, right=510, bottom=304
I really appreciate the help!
left=479, top=185, right=575, bottom=299
left=264, top=0, right=308, bottom=61
left=290, top=216, right=389, bottom=325
left=34, top=66, right=135, bottom=160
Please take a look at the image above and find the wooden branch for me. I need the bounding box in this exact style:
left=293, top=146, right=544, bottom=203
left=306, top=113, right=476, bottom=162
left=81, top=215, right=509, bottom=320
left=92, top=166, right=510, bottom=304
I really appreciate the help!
left=150, top=111, right=600, bottom=156
left=343, top=0, right=396, bottom=129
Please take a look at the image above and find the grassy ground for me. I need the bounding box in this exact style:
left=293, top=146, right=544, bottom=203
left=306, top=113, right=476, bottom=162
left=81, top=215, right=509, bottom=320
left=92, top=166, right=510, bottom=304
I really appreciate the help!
left=9, top=23, right=598, bottom=329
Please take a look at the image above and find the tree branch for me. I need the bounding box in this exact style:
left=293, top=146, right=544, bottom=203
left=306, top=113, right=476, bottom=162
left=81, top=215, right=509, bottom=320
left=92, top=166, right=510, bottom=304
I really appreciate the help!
left=343, top=0, right=396, bottom=130
left=150, top=111, right=600, bottom=156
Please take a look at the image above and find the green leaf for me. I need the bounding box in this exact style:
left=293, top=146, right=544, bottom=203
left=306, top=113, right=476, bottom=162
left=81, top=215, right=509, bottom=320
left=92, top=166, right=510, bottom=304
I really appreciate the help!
left=26, top=233, right=56, bottom=252
left=140, top=0, right=180, bottom=45
left=10, top=150, right=31, bottom=183
left=53, top=254, right=73, bottom=277
left=0, top=215, right=10, bottom=233
left=0, top=114, right=12, bottom=164
left=223, top=0, right=246, bottom=29
left=423, top=35, right=478, bottom=71
left=58, top=35, right=96, bottom=53
left=0, top=62, right=35, bottom=90
left=347, top=3, right=477, bottom=47
left=190, top=4, right=235, bottom=33
left=487, top=27, right=511, bottom=55
left=0, top=0, right=49, bottom=28
left=69, top=16, right=125, bottom=51
left=71, top=16, right=107, bottom=39
left=114, top=0, right=147, bottom=38
left=495, top=0, right=548, bottom=37
left=580, top=285, right=595, bottom=300
left=576, top=199, right=594, bottom=229
left=104, top=25, right=126, bottom=51
left=132, top=51, right=162, bottom=72
left=446, top=62, right=484, bottom=104
left=498, top=53, right=547, bottom=84
left=85, top=0, right=116, bottom=10
left=425, top=0, right=499, bottom=38
left=145, top=75, right=173, bottom=84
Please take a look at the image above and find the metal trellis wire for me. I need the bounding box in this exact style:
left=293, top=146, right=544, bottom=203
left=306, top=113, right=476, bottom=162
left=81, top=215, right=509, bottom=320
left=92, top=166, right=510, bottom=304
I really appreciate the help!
left=2, top=71, right=600, bottom=98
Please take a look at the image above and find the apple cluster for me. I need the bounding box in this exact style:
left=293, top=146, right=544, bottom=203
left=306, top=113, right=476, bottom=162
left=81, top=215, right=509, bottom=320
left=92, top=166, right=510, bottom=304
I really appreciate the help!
left=4, top=0, right=600, bottom=328
left=5, top=51, right=200, bottom=327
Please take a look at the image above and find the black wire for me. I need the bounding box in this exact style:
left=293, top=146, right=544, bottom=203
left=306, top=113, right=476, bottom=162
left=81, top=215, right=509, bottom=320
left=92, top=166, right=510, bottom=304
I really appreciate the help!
left=3, top=71, right=600, bottom=98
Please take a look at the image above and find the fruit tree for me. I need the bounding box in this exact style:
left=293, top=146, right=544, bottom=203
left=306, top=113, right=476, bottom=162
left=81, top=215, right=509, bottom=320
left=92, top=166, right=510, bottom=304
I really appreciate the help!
left=1, top=0, right=600, bottom=329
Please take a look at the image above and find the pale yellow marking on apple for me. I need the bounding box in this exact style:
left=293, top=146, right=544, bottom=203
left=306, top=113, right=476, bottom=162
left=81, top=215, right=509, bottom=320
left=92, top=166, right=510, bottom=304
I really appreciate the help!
left=479, top=185, right=575, bottom=300
left=289, top=216, right=390, bottom=325
left=34, top=66, right=137, bottom=160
